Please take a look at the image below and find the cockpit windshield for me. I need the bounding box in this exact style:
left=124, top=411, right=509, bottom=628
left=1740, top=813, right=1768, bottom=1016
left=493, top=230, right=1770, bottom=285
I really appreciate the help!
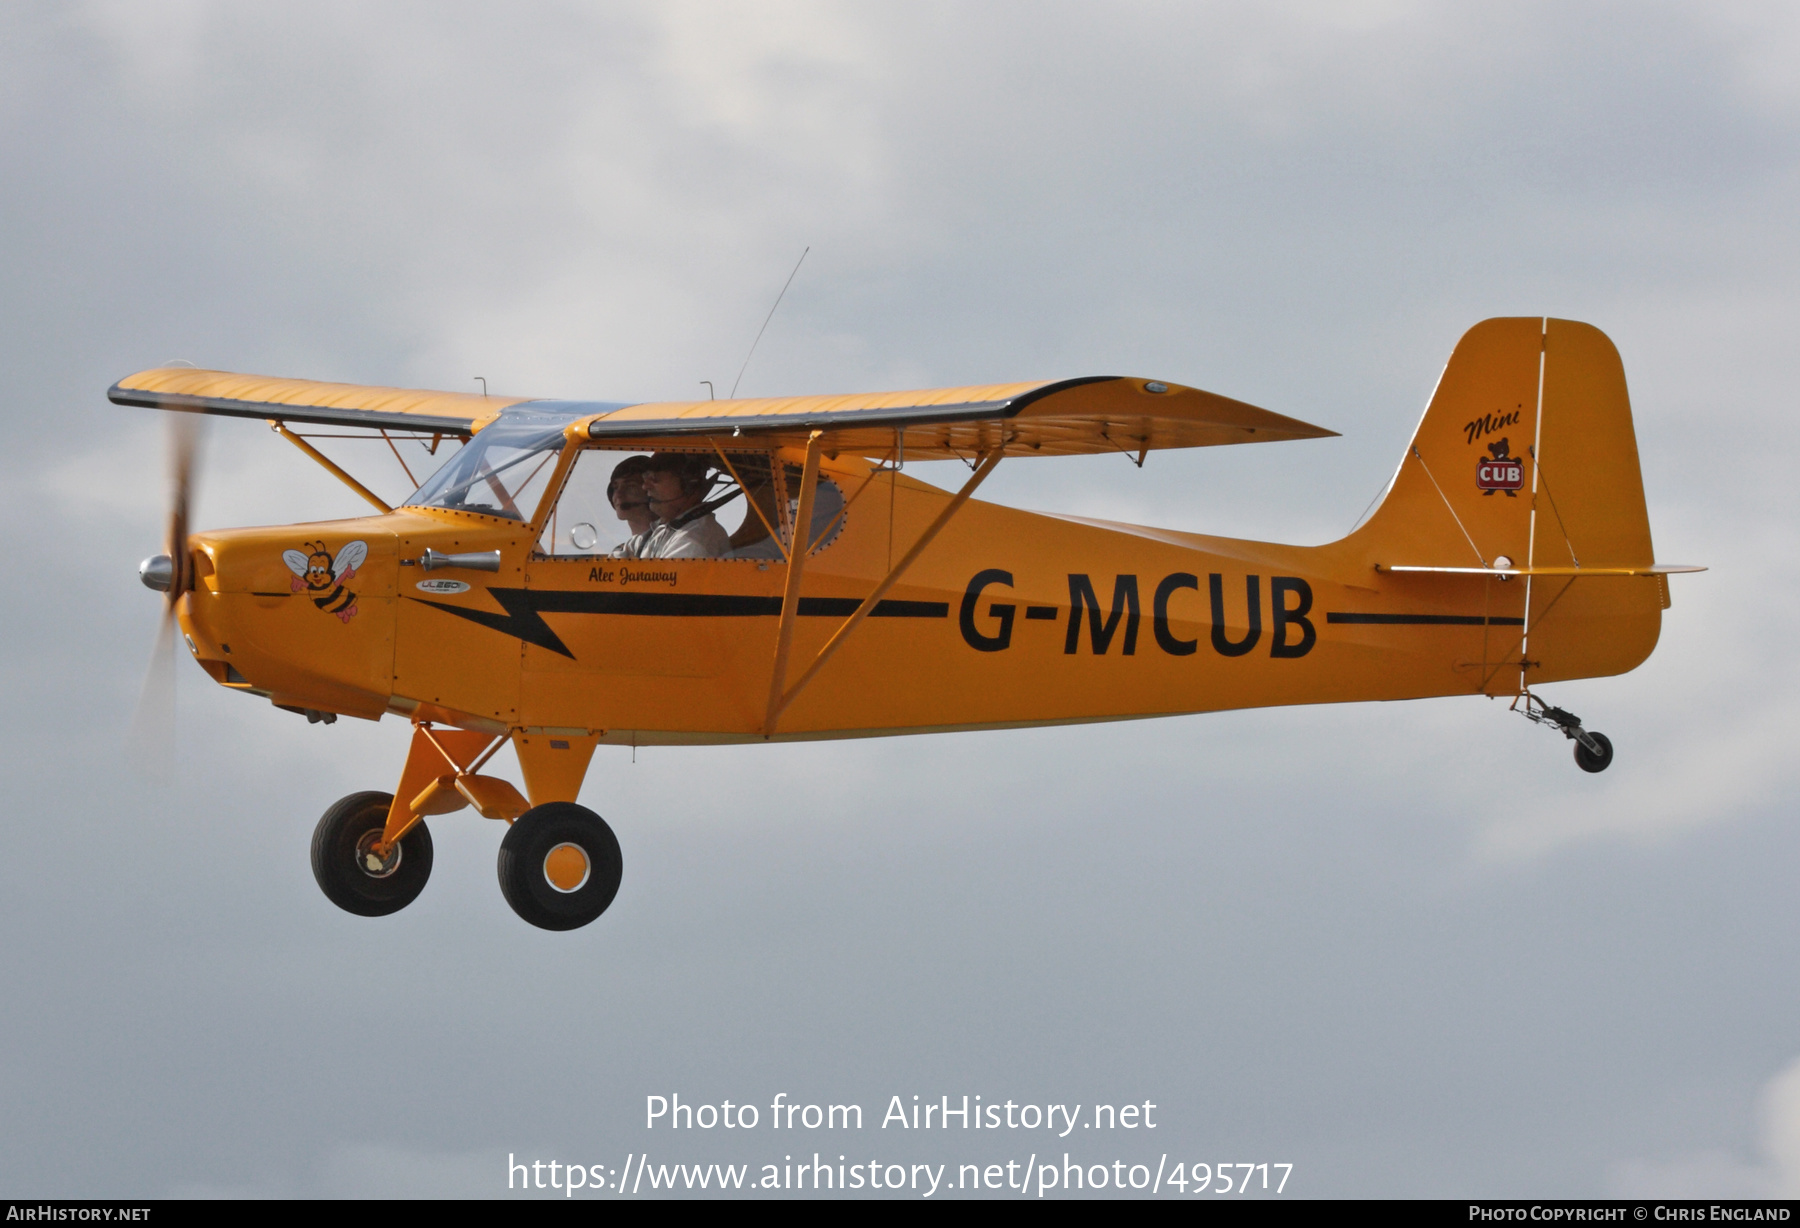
left=404, top=419, right=567, bottom=520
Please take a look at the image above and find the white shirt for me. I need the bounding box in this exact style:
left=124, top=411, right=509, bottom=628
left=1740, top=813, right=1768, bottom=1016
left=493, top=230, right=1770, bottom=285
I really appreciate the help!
left=609, top=530, right=656, bottom=559
left=644, top=511, right=732, bottom=559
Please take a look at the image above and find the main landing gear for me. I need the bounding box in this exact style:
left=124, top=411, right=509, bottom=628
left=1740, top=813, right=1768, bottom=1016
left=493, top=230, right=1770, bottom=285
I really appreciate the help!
left=497, top=803, right=624, bottom=931
left=310, top=795, right=623, bottom=930
left=311, top=791, right=435, bottom=916
left=1513, top=692, right=1615, bottom=773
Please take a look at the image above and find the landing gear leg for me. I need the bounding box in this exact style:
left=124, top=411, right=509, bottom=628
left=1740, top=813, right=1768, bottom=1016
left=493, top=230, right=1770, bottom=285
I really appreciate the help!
left=1513, top=693, right=1614, bottom=773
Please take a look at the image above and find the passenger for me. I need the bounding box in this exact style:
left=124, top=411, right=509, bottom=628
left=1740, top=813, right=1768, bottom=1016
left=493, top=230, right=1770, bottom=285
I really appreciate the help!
left=606, top=456, right=658, bottom=559
left=641, top=452, right=732, bottom=559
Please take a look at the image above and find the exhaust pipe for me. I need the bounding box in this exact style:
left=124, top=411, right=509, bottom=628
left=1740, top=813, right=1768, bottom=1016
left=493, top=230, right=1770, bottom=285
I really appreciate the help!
left=419, top=548, right=502, bottom=572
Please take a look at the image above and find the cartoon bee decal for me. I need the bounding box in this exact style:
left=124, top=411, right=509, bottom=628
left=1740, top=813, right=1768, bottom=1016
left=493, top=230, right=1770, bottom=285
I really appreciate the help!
left=282, top=539, right=368, bottom=623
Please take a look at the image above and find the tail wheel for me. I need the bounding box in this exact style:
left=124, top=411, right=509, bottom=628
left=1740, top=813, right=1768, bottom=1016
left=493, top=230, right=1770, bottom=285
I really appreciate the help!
left=497, top=802, right=622, bottom=931
left=311, top=791, right=433, bottom=917
left=1574, top=731, right=1614, bottom=773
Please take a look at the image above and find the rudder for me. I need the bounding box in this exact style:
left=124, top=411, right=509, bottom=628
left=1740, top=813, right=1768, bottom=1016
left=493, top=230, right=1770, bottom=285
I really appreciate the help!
left=1350, top=317, right=1661, bottom=688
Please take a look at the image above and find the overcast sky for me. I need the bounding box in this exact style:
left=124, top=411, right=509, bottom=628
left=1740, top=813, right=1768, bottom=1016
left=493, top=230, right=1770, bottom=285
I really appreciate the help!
left=2, top=0, right=1797, bottom=1199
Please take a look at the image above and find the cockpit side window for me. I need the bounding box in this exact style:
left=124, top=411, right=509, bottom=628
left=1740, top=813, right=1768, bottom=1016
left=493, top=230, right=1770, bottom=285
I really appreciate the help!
left=535, top=448, right=845, bottom=560
left=726, top=456, right=844, bottom=558
left=537, top=449, right=642, bottom=557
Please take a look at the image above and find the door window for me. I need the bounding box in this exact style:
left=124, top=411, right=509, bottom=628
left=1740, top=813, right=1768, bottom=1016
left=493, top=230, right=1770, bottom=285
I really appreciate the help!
left=537, top=449, right=844, bottom=560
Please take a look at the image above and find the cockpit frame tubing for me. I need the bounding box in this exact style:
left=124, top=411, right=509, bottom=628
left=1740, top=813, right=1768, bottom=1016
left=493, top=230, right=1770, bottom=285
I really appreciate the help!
left=519, top=427, right=587, bottom=536
left=766, top=446, right=1003, bottom=734
left=515, top=429, right=593, bottom=552
left=707, top=441, right=788, bottom=562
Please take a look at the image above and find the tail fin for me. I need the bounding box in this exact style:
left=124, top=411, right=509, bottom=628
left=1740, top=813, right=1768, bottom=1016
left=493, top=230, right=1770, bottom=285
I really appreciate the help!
left=1350, top=317, right=1661, bottom=687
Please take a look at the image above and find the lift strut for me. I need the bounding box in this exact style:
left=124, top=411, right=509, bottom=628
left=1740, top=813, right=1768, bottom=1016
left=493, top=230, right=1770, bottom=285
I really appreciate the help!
left=763, top=443, right=1003, bottom=736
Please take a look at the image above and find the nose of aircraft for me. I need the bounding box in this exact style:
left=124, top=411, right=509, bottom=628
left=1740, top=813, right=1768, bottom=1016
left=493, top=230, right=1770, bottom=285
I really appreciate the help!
left=139, top=553, right=173, bottom=592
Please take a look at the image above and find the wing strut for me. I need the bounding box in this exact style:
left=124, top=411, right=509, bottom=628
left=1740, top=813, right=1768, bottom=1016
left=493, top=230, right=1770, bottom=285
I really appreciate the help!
left=271, top=420, right=394, bottom=514
left=763, top=432, right=825, bottom=735
left=764, top=445, right=1004, bottom=737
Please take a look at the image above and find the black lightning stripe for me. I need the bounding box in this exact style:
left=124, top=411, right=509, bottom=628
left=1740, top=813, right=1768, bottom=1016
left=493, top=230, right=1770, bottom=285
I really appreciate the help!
left=411, top=589, right=950, bottom=658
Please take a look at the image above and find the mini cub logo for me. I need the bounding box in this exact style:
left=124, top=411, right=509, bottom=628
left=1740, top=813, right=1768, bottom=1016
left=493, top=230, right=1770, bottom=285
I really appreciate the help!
left=1476, top=438, right=1524, bottom=496
left=283, top=539, right=367, bottom=623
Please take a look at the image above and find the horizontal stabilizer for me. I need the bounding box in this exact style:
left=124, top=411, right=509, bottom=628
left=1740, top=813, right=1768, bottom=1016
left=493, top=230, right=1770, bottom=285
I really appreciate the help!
left=1380, top=563, right=1706, bottom=577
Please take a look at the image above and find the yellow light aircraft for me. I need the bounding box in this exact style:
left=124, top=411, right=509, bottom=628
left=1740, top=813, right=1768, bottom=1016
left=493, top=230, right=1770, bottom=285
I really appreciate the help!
left=117, top=317, right=1701, bottom=930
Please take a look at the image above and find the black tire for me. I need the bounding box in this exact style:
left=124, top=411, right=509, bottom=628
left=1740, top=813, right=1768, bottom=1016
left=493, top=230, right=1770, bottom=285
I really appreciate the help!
left=310, top=791, right=433, bottom=917
left=497, top=802, right=622, bottom=931
left=1574, top=731, right=1614, bottom=773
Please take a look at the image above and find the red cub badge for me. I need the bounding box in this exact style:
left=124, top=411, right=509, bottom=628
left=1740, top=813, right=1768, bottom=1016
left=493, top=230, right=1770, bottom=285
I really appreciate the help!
left=1476, top=438, right=1524, bottom=496
left=283, top=540, right=367, bottom=622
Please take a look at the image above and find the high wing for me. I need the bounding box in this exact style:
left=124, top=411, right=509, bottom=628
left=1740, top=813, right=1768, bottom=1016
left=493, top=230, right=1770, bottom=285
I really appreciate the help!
left=108, top=367, right=529, bottom=435
left=563, top=376, right=1335, bottom=459
left=110, top=368, right=1335, bottom=458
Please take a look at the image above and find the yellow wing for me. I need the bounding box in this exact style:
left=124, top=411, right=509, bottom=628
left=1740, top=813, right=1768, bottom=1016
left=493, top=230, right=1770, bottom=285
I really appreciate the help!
left=110, top=369, right=1335, bottom=458
left=568, top=376, right=1335, bottom=459
left=108, top=367, right=527, bottom=434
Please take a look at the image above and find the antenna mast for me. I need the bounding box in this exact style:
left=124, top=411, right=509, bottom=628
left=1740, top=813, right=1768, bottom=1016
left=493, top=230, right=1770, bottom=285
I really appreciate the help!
left=729, top=246, right=809, bottom=400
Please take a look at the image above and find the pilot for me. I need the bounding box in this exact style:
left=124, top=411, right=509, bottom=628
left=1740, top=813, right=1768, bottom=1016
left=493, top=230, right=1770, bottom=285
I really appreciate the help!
left=641, top=452, right=731, bottom=559
left=606, top=456, right=658, bottom=559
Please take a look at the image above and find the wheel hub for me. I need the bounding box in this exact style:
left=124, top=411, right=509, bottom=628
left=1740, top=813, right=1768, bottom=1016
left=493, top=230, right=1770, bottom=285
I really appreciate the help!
left=355, top=829, right=403, bottom=878
left=543, top=842, right=591, bottom=893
